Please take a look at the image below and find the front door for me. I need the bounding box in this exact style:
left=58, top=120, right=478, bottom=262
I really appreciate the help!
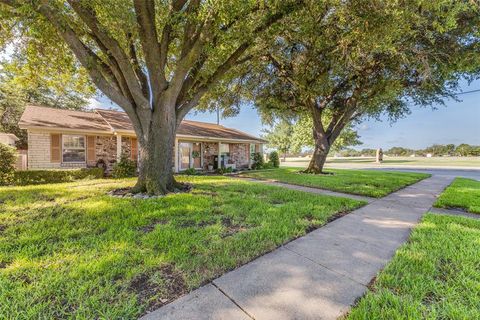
left=179, top=142, right=191, bottom=170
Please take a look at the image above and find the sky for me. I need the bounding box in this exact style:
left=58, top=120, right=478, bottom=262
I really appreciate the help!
left=90, top=79, right=480, bottom=150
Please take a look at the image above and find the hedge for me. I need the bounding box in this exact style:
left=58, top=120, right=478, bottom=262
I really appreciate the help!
left=12, top=168, right=104, bottom=186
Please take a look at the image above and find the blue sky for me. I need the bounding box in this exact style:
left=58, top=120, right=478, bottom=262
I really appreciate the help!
left=88, top=79, right=479, bottom=150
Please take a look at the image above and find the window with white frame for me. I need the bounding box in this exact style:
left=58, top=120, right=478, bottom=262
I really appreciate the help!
left=219, top=143, right=230, bottom=155
left=62, top=135, right=86, bottom=163
left=250, top=144, right=256, bottom=159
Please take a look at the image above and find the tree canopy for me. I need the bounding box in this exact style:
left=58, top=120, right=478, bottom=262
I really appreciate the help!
left=0, top=0, right=305, bottom=194
left=0, top=47, right=95, bottom=148
left=204, top=0, right=480, bottom=173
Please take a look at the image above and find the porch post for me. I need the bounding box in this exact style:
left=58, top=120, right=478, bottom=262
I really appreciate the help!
left=248, top=143, right=253, bottom=169
left=116, top=134, right=122, bottom=161
left=174, top=138, right=179, bottom=173
left=217, top=141, right=221, bottom=168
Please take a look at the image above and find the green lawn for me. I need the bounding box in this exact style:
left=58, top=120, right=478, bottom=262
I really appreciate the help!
left=239, top=168, right=430, bottom=198
left=434, top=177, right=480, bottom=214
left=348, top=213, right=480, bottom=319
left=0, top=176, right=363, bottom=319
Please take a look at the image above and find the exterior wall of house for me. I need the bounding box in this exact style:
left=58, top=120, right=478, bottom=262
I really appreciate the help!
left=229, top=143, right=250, bottom=168
left=95, top=135, right=117, bottom=173
left=27, top=130, right=262, bottom=173
left=121, top=136, right=132, bottom=158
left=203, top=142, right=218, bottom=169
left=27, top=131, right=62, bottom=169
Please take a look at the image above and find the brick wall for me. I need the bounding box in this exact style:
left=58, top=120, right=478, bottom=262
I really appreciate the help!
left=95, top=135, right=117, bottom=173
left=230, top=143, right=249, bottom=168
left=121, top=136, right=132, bottom=158
left=203, top=142, right=218, bottom=169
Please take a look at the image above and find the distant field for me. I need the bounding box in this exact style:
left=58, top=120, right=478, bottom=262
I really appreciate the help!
left=283, top=156, right=480, bottom=168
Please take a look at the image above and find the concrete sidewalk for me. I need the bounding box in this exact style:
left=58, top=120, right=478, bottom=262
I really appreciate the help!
left=235, top=177, right=376, bottom=203
left=141, top=175, right=452, bottom=320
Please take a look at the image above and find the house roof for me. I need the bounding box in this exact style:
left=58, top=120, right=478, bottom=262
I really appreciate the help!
left=19, top=105, right=112, bottom=132
left=19, top=105, right=266, bottom=143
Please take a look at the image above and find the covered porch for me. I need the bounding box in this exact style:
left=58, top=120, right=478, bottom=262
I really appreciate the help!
left=173, top=138, right=263, bottom=173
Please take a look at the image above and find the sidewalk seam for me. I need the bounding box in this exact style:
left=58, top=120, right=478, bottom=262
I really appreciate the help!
left=283, top=246, right=368, bottom=287
left=211, top=282, right=255, bottom=320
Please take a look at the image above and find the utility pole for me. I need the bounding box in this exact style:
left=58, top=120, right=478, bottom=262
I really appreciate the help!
left=216, top=104, right=220, bottom=125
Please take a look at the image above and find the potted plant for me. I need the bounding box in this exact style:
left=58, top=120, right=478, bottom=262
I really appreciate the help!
left=207, top=162, right=214, bottom=171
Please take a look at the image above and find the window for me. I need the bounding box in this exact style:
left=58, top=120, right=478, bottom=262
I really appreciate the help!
left=250, top=144, right=256, bottom=160
left=219, top=143, right=230, bottom=155
left=62, top=135, right=86, bottom=163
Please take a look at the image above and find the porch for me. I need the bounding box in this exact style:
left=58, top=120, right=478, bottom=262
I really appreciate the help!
left=173, top=139, right=263, bottom=173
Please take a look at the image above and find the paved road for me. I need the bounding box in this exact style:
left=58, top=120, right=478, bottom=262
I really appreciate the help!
left=141, top=175, right=453, bottom=320
left=367, top=167, right=480, bottom=180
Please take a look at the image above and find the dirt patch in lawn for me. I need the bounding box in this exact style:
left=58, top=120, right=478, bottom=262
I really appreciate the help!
left=130, top=264, right=187, bottom=312
left=193, top=191, right=218, bottom=197
left=221, top=216, right=248, bottom=238
left=140, top=219, right=169, bottom=233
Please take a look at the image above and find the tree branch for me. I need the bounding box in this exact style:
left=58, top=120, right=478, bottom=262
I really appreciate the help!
left=35, top=1, right=145, bottom=134
left=175, top=1, right=305, bottom=120
left=68, top=0, right=149, bottom=109
left=133, top=0, right=167, bottom=105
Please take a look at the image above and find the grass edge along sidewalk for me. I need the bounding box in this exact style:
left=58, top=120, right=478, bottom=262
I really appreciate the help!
left=348, top=213, right=480, bottom=319
left=434, top=177, right=480, bottom=214
left=239, top=167, right=430, bottom=198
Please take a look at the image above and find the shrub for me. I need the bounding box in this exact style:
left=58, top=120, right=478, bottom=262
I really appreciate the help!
left=262, top=162, right=274, bottom=169
left=183, top=168, right=197, bottom=175
left=0, top=143, right=17, bottom=185
left=112, top=155, right=137, bottom=178
left=216, top=167, right=233, bottom=174
left=269, top=151, right=280, bottom=168
left=13, top=168, right=104, bottom=186
left=251, top=152, right=264, bottom=170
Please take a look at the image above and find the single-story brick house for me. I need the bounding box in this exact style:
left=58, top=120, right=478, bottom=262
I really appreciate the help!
left=19, top=105, right=265, bottom=173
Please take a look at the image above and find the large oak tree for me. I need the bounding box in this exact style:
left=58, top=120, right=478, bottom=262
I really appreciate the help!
left=0, top=0, right=304, bottom=194
left=210, top=0, right=479, bottom=173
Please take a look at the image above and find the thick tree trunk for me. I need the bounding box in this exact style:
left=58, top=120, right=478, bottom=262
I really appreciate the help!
left=132, top=108, right=179, bottom=195
left=304, top=102, right=331, bottom=174
left=305, top=143, right=330, bottom=173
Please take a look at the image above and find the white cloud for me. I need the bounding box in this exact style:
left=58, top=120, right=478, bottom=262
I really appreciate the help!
left=86, top=97, right=104, bottom=110
left=359, top=124, right=370, bottom=131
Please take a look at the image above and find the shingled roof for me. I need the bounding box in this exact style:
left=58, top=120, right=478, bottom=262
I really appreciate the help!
left=19, top=105, right=266, bottom=143
left=19, top=105, right=112, bottom=132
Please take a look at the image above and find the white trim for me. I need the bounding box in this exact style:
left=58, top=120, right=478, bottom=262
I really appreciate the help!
left=217, top=141, right=221, bottom=168
left=176, top=134, right=265, bottom=144
left=116, top=134, right=122, bottom=160
left=174, top=138, right=179, bottom=173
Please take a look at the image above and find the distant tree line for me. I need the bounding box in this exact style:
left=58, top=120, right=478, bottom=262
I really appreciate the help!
left=337, top=144, right=480, bottom=157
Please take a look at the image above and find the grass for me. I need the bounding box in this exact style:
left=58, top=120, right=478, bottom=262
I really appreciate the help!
left=348, top=213, right=480, bottom=319
left=434, top=177, right=480, bottom=214
left=239, top=167, right=430, bottom=198
left=0, top=176, right=363, bottom=319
